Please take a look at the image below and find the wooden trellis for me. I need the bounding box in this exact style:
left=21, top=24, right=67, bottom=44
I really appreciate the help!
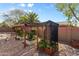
left=13, top=20, right=59, bottom=49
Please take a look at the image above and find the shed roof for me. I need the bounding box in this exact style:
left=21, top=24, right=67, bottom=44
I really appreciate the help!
left=13, top=20, right=59, bottom=28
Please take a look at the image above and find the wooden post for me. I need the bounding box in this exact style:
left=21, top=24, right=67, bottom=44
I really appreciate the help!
left=37, top=26, right=39, bottom=50
left=42, top=25, right=44, bottom=40
left=23, top=26, right=27, bottom=48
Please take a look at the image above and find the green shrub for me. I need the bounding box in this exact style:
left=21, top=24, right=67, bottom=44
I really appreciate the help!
left=39, top=40, right=57, bottom=48
left=15, top=28, right=27, bottom=37
left=28, top=30, right=36, bottom=41
left=39, top=40, right=47, bottom=48
left=16, top=29, right=23, bottom=37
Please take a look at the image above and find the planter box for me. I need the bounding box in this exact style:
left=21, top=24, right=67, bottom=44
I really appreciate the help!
left=39, top=48, right=56, bottom=56
left=39, top=48, right=45, bottom=52
left=44, top=48, right=55, bottom=56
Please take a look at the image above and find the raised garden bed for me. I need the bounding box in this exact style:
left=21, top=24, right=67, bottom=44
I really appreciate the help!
left=39, top=48, right=56, bottom=56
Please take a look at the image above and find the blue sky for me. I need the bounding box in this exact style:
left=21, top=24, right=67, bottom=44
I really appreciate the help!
left=0, top=3, right=67, bottom=23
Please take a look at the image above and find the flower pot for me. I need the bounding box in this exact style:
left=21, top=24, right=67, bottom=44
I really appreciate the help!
left=44, top=48, right=55, bottom=56
left=39, top=48, right=45, bottom=52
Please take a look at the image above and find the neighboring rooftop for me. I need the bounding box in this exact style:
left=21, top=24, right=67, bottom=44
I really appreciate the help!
left=58, top=21, right=68, bottom=25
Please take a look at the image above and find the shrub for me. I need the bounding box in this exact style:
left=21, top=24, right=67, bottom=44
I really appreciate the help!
left=39, top=40, right=57, bottom=48
left=28, top=30, right=36, bottom=41
left=39, top=40, right=47, bottom=48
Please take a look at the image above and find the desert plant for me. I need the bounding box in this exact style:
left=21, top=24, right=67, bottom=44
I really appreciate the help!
left=28, top=30, right=36, bottom=41
left=39, top=40, right=57, bottom=48
left=16, top=29, right=23, bottom=37
left=39, top=40, right=47, bottom=48
left=39, top=39, right=57, bottom=55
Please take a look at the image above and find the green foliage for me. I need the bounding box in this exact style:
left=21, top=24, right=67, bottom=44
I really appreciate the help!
left=15, top=29, right=24, bottom=37
left=26, top=12, right=39, bottom=23
left=18, top=15, right=28, bottom=24
left=31, top=30, right=36, bottom=35
left=18, top=12, right=39, bottom=24
left=0, top=21, right=9, bottom=27
left=39, top=40, right=47, bottom=48
left=1, top=9, right=39, bottom=27
left=28, top=30, right=36, bottom=41
left=56, top=3, right=79, bottom=25
left=39, top=40, right=56, bottom=48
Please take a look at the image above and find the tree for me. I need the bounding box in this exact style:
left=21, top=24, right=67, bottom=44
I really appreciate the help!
left=1, top=9, right=39, bottom=27
left=56, top=3, right=79, bottom=26
left=0, top=21, right=9, bottom=27
left=9, top=9, right=26, bottom=22
left=18, top=15, right=28, bottom=24
left=26, top=12, right=39, bottom=23
left=1, top=9, right=26, bottom=27
left=18, top=12, right=39, bottom=24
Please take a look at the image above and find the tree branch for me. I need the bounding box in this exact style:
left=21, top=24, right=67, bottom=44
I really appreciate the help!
left=69, top=4, right=79, bottom=21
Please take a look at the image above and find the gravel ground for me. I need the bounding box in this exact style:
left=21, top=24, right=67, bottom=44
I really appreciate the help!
left=19, top=43, right=79, bottom=56
left=0, top=39, right=79, bottom=56
left=0, top=39, right=24, bottom=56
left=54, top=43, right=79, bottom=56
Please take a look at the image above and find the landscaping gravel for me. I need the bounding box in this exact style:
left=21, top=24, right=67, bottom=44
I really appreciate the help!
left=54, top=43, right=79, bottom=56
left=0, top=39, right=79, bottom=56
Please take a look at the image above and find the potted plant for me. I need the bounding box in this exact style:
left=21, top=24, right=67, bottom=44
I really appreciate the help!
left=44, top=44, right=56, bottom=55
left=45, top=41, right=58, bottom=55
left=38, top=40, right=47, bottom=52
left=25, top=30, right=37, bottom=45
left=39, top=40, right=57, bottom=55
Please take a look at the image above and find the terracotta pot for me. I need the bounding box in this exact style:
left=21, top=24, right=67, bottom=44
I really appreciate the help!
left=44, top=48, right=55, bottom=56
left=39, top=48, right=45, bottom=52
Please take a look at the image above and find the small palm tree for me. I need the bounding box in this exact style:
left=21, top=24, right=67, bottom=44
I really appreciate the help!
left=26, top=12, right=39, bottom=23
left=18, top=12, right=39, bottom=24
left=18, top=15, right=28, bottom=24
